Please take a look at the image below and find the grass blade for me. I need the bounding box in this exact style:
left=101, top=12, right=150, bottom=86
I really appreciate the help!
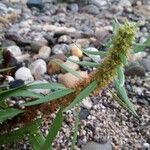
left=67, top=58, right=99, bottom=67
left=64, top=81, right=97, bottom=112
left=0, top=119, right=42, bottom=145
left=117, top=66, right=125, bottom=87
left=29, top=132, right=45, bottom=150
left=0, top=108, right=24, bottom=123
left=70, top=107, right=80, bottom=150
left=0, top=67, right=15, bottom=73
left=133, top=37, right=150, bottom=53
left=23, top=88, right=74, bottom=106
left=42, top=108, right=64, bottom=150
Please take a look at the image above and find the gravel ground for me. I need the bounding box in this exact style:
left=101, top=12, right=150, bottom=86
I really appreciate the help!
left=0, top=0, right=150, bottom=149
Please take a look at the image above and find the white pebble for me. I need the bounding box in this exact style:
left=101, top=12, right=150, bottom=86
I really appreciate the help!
left=7, top=45, right=22, bottom=57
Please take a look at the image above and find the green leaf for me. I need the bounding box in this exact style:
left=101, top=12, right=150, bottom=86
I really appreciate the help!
left=83, top=50, right=107, bottom=58
left=0, top=119, right=42, bottom=145
left=133, top=37, right=150, bottom=53
left=108, top=89, right=129, bottom=109
left=119, top=53, right=128, bottom=66
left=0, top=108, right=24, bottom=123
left=114, top=79, right=138, bottom=116
left=64, top=81, right=97, bottom=112
left=54, top=60, right=82, bottom=79
left=42, top=108, right=64, bottom=150
left=23, top=88, right=74, bottom=106
left=29, top=132, right=45, bottom=150
left=117, top=66, right=125, bottom=87
left=27, top=83, right=66, bottom=90
left=70, top=107, right=80, bottom=150
left=67, top=58, right=99, bottom=67
left=0, top=67, right=15, bottom=73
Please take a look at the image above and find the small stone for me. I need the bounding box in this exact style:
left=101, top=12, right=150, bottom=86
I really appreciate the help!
left=89, top=0, right=107, bottom=7
left=26, top=0, right=44, bottom=10
left=86, top=47, right=101, bottom=63
left=125, top=62, right=145, bottom=77
left=29, top=59, right=47, bottom=78
left=58, top=35, right=72, bottom=44
left=70, top=44, right=83, bottom=58
left=7, top=45, right=22, bottom=57
left=9, top=79, right=24, bottom=88
left=68, top=3, right=79, bottom=13
left=143, top=143, right=150, bottom=149
left=139, top=58, right=150, bottom=72
left=52, top=44, right=70, bottom=55
left=83, top=141, right=112, bottom=150
left=58, top=71, right=88, bottom=88
left=37, top=46, right=51, bottom=60
left=79, top=107, right=90, bottom=120
left=61, top=61, right=79, bottom=73
left=31, top=40, right=48, bottom=53
left=68, top=55, right=79, bottom=61
left=75, top=39, right=90, bottom=48
left=81, top=97, right=93, bottom=109
left=29, top=80, right=50, bottom=95
left=84, top=5, right=100, bottom=15
left=47, top=58, right=64, bottom=74
left=15, top=67, right=34, bottom=82
left=140, top=36, right=147, bottom=43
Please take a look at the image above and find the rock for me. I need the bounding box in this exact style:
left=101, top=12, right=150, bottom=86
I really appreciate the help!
left=83, top=141, right=112, bottom=150
left=89, top=0, right=107, bottom=7
left=70, top=44, right=83, bottom=58
left=125, top=62, right=145, bottom=77
left=7, top=45, right=22, bottom=57
left=68, top=3, right=79, bottom=13
left=68, top=55, right=80, bottom=61
left=26, top=0, right=44, bottom=10
left=86, top=47, right=101, bottom=63
left=52, top=44, right=70, bottom=55
left=29, top=59, right=47, bottom=79
left=15, top=67, right=34, bottom=82
left=37, top=46, right=51, bottom=60
left=142, top=143, right=150, bottom=149
left=84, top=5, right=100, bottom=15
left=9, top=79, right=24, bottom=88
left=29, top=80, right=50, bottom=95
left=139, top=58, right=150, bottom=72
left=79, top=107, right=90, bottom=120
left=58, top=35, right=72, bottom=44
left=58, top=71, right=88, bottom=88
left=81, top=97, right=93, bottom=109
left=75, top=39, right=90, bottom=48
left=48, top=54, right=66, bottom=62
left=31, top=40, right=48, bottom=53
left=47, top=58, right=64, bottom=74
left=61, top=61, right=79, bottom=73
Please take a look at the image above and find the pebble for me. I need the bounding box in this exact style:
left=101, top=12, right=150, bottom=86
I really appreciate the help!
left=84, top=5, right=100, bottom=15
left=81, top=97, right=93, bottom=109
left=68, top=3, right=79, bottom=13
left=52, top=44, right=70, bottom=55
left=62, top=61, right=79, bottom=73
left=7, top=45, right=22, bottom=57
left=70, top=44, right=83, bottom=58
left=26, top=0, right=44, bottom=10
left=15, top=67, right=34, bottom=82
left=125, top=62, right=146, bottom=77
left=37, top=45, right=51, bottom=60
left=29, top=59, right=47, bottom=79
left=79, top=107, right=90, bottom=120
left=58, top=71, right=88, bottom=88
left=139, top=58, right=150, bottom=72
left=47, top=58, right=64, bottom=74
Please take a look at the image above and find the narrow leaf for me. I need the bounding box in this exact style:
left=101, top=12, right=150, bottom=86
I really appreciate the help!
left=0, top=67, right=15, bottom=73
left=70, top=107, right=80, bottom=150
left=42, top=108, right=64, bottom=150
left=133, top=37, right=150, bottom=53
left=0, top=108, right=24, bottom=123
left=64, top=81, right=97, bottom=112
left=117, top=66, right=125, bottom=87
left=23, top=88, right=74, bottom=106
left=0, top=119, right=42, bottom=145
left=67, top=58, right=99, bottom=67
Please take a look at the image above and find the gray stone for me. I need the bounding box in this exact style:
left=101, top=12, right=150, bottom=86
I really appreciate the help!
left=89, top=0, right=107, bottom=7
left=79, top=107, right=90, bottom=120
left=68, top=3, right=79, bottom=13
left=27, top=0, right=44, bottom=10
left=52, top=44, right=70, bottom=55
left=7, top=45, right=22, bottom=57
left=125, top=62, right=145, bottom=77
left=84, top=5, right=100, bottom=15
left=139, top=58, right=150, bottom=72
left=82, top=141, right=112, bottom=150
